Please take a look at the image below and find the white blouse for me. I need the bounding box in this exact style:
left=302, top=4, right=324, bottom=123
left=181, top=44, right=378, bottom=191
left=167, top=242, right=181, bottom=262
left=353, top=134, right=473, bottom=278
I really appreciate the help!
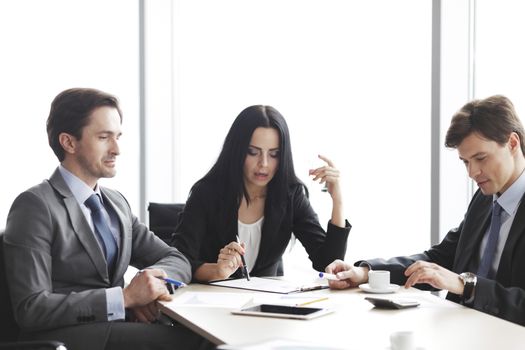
left=238, top=217, right=263, bottom=273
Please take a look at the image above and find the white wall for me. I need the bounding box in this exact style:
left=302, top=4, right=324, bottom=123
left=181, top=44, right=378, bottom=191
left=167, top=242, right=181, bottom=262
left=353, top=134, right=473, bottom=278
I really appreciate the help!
left=0, top=0, right=140, bottom=225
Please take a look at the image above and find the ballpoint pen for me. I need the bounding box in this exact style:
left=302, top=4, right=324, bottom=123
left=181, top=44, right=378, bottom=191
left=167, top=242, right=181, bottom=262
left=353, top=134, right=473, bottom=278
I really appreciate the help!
left=236, top=235, right=251, bottom=281
left=156, top=276, right=186, bottom=294
left=299, top=285, right=326, bottom=292
left=138, top=270, right=186, bottom=288
left=318, top=272, right=339, bottom=280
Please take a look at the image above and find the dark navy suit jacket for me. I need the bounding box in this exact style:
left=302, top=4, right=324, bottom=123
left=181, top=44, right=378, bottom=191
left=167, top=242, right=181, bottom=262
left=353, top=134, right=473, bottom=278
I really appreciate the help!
left=364, top=189, right=525, bottom=326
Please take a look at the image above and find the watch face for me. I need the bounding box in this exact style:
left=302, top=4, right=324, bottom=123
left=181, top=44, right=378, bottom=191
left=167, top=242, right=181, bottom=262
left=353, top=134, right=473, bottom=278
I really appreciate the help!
left=461, top=272, right=476, bottom=283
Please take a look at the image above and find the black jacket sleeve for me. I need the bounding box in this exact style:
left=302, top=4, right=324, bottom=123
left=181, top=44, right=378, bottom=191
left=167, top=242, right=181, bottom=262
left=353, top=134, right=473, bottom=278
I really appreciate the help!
left=291, top=185, right=351, bottom=272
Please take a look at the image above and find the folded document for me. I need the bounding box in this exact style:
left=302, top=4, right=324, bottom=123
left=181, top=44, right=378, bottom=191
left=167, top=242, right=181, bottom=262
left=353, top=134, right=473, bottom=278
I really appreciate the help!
left=208, top=277, right=328, bottom=294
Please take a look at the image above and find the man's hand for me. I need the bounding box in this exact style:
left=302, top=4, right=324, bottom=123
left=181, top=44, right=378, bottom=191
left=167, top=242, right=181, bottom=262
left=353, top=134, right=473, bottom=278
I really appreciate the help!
left=325, top=259, right=369, bottom=290
left=404, top=261, right=464, bottom=294
left=123, top=268, right=172, bottom=309
left=129, top=302, right=160, bottom=324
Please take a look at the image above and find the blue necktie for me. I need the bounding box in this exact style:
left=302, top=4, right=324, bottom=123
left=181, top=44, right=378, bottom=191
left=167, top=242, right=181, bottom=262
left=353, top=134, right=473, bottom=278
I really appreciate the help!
left=477, top=201, right=503, bottom=278
left=85, top=194, right=118, bottom=274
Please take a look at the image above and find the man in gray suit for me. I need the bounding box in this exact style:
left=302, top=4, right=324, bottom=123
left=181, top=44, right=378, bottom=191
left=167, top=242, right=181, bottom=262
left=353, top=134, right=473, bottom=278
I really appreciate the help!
left=4, top=88, right=205, bottom=349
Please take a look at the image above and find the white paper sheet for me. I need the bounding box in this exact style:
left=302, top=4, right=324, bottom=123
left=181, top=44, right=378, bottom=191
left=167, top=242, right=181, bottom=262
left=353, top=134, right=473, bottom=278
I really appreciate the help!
left=164, top=292, right=255, bottom=308
left=163, top=291, right=332, bottom=310
left=209, top=277, right=328, bottom=294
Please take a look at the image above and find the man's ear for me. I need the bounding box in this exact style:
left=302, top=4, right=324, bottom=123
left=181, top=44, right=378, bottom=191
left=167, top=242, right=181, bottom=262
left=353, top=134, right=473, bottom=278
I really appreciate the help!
left=59, top=132, right=77, bottom=155
left=508, top=132, right=521, bottom=154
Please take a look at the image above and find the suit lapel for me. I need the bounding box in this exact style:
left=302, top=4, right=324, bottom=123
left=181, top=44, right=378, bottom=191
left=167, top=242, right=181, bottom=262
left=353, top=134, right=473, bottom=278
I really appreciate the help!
left=216, top=202, right=238, bottom=249
left=48, top=169, right=109, bottom=281
left=454, top=193, right=492, bottom=273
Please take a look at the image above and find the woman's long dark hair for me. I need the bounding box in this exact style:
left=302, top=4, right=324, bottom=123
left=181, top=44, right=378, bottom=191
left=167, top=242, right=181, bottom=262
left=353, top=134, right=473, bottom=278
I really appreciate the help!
left=194, top=105, right=304, bottom=210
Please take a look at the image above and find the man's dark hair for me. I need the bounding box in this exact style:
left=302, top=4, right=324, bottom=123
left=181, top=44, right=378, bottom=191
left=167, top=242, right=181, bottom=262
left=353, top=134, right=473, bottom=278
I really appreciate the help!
left=47, top=87, right=122, bottom=161
left=445, top=95, right=525, bottom=154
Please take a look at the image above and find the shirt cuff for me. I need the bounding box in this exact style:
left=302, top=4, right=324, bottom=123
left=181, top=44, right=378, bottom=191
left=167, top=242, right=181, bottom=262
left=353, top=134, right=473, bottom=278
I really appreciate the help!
left=106, top=286, right=125, bottom=321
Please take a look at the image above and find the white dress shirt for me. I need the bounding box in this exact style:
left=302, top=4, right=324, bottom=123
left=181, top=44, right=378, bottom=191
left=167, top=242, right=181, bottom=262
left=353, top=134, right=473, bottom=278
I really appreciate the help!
left=238, top=217, right=263, bottom=273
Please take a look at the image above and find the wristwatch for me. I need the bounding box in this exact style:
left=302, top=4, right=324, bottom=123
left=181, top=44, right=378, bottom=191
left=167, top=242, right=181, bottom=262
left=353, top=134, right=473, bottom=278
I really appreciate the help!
left=459, top=272, right=477, bottom=304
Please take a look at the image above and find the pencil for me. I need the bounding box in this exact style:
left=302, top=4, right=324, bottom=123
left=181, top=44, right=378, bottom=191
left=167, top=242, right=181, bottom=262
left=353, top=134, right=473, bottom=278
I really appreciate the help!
left=297, top=297, right=329, bottom=306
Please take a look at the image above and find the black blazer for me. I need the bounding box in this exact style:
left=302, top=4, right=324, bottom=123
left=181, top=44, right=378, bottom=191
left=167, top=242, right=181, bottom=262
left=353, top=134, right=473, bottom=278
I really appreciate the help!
left=364, top=189, right=525, bottom=326
left=171, top=180, right=351, bottom=278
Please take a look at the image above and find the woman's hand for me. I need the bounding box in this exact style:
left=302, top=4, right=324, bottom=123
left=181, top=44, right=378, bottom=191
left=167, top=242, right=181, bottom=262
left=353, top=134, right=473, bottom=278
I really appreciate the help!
left=216, top=241, right=245, bottom=279
left=309, top=154, right=342, bottom=202
left=309, top=154, right=344, bottom=227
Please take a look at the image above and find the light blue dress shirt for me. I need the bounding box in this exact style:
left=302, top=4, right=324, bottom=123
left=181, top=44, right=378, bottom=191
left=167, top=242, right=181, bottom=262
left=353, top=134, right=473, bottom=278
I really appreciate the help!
left=59, top=165, right=125, bottom=321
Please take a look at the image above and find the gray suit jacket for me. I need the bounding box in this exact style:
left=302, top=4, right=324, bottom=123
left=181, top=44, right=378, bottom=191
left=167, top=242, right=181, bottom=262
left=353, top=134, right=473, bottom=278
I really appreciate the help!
left=4, top=168, right=192, bottom=332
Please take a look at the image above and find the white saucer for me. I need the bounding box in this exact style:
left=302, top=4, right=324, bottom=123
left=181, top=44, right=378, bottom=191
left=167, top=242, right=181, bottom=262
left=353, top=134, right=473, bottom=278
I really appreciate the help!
left=359, top=283, right=400, bottom=294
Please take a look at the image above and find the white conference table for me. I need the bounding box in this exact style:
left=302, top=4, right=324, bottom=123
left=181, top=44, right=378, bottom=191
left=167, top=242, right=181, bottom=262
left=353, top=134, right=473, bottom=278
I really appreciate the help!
left=159, top=278, right=525, bottom=350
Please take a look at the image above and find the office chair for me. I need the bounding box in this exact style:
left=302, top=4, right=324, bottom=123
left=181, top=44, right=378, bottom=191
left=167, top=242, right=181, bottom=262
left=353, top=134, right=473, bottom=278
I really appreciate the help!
left=0, top=230, right=67, bottom=350
left=148, top=202, right=185, bottom=245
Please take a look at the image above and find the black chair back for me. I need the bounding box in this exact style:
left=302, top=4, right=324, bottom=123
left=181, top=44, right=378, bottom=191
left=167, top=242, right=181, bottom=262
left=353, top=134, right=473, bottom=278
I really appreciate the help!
left=0, top=230, right=20, bottom=342
left=148, top=202, right=185, bottom=245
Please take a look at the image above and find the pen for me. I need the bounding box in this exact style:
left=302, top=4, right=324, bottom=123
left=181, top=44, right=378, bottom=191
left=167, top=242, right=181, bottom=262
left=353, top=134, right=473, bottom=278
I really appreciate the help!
left=318, top=272, right=339, bottom=280
left=236, top=235, right=250, bottom=281
left=297, top=297, right=329, bottom=306
left=156, top=276, right=186, bottom=288
left=299, top=285, right=326, bottom=292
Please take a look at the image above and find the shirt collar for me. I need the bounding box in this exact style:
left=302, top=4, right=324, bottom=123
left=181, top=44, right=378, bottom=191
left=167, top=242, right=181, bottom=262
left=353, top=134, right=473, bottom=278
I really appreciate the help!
left=58, top=165, right=102, bottom=205
left=494, top=169, right=525, bottom=216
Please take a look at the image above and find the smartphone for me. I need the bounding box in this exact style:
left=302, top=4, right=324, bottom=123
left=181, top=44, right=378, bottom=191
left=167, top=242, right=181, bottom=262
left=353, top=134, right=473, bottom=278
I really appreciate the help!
left=365, top=297, right=420, bottom=309
left=232, top=304, right=334, bottom=320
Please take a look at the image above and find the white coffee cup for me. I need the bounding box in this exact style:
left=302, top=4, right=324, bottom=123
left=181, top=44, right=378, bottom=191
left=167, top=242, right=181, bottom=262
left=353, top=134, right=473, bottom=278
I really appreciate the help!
left=390, top=331, right=416, bottom=350
left=368, top=270, right=390, bottom=290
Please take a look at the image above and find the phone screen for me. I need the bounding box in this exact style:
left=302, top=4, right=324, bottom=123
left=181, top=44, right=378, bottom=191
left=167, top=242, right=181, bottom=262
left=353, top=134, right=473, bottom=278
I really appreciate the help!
left=243, top=304, right=322, bottom=315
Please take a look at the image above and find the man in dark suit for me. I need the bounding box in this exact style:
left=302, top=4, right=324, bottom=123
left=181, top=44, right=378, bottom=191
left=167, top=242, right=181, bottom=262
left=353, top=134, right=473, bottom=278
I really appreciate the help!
left=4, top=88, right=205, bottom=349
left=326, top=95, right=525, bottom=326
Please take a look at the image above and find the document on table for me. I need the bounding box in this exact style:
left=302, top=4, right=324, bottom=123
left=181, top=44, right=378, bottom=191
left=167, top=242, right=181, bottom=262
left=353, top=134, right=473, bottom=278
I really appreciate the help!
left=161, top=291, right=331, bottom=309
left=208, top=277, right=328, bottom=294
left=162, top=292, right=255, bottom=308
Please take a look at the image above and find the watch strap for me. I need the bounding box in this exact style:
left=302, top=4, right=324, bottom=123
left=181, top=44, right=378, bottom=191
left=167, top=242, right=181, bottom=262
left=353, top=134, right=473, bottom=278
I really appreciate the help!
left=460, top=272, right=477, bottom=304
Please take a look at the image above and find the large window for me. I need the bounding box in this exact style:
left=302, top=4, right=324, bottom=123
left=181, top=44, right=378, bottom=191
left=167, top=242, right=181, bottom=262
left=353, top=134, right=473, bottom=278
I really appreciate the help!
left=145, top=0, right=432, bottom=269
left=439, top=0, right=525, bottom=242
left=0, top=0, right=139, bottom=225
left=475, top=1, right=525, bottom=113
left=3, top=1, right=522, bottom=276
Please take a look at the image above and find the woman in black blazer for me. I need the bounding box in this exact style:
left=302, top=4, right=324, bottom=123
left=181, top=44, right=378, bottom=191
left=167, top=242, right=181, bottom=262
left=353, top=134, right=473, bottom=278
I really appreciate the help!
left=171, top=105, right=351, bottom=281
